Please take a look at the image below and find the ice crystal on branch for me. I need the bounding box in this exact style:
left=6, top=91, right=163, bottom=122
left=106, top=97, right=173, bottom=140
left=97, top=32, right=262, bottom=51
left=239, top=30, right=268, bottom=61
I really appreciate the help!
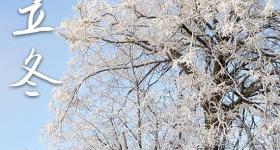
left=46, top=0, right=280, bottom=149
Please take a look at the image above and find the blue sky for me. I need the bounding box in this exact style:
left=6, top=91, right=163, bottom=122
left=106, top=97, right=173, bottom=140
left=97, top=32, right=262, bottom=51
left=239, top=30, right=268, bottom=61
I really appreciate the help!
left=0, top=1, right=75, bottom=149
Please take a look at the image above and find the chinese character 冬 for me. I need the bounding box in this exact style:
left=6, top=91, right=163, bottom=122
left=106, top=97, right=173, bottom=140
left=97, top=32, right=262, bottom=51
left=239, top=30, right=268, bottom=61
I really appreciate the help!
left=9, top=48, right=62, bottom=97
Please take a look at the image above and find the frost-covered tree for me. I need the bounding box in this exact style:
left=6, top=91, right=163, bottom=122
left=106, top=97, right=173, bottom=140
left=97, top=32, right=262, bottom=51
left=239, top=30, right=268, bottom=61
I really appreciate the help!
left=45, top=0, right=280, bottom=149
